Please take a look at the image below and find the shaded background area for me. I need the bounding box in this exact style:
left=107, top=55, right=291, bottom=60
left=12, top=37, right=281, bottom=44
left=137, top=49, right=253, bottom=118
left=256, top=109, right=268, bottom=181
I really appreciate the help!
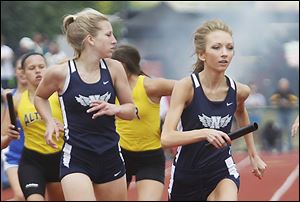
left=2, top=1, right=299, bottom=99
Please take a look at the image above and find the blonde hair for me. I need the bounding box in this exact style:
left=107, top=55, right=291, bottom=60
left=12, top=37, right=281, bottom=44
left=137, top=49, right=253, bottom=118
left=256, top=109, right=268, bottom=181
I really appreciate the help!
left=63, top=8, right=108, bottom=58
left=193, top=19, right=232, bottom=73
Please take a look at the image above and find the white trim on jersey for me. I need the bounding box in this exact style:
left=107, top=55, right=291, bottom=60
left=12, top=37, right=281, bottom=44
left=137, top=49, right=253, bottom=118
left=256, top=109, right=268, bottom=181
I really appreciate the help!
left=168, top=146, right=182, bottom=197
left=192, top=73, right=200, bottom=88
left=168, top=163, right=176, bottom=199
left=100, top=59, right=106, bottom=69
left=70, top=59, right=76, bottom=73
left=227, top=76, right=236, bottom=91
left=59, top=96, right=69, bottom=141
left=117, top=144, right=125, bottom=163
left=59, top=63, right=70, bottom=95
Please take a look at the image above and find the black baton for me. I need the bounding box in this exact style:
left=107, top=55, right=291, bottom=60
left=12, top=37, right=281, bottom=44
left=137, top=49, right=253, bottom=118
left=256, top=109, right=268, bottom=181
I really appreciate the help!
left=6, top=92, right=18, bottom=131
left=205, top=122, right=258, bottom=149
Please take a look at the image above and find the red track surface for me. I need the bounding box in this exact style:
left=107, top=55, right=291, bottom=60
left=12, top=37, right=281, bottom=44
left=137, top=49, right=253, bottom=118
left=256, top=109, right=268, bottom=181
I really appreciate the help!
left=1, top=151, right=299, bottom=201
left=128, top=151, right=299, bottom=201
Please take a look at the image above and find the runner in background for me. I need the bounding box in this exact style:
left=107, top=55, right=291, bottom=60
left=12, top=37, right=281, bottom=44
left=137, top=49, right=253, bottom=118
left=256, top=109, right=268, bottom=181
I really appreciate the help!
left=2, top=52, right=65, bottom=201
left=1, top=56, right=27, bottom=200
left=112, top=44, right=175, bottom=200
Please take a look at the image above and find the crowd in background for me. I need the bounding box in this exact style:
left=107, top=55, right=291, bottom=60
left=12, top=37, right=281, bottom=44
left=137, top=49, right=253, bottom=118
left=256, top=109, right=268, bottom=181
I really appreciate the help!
left=1, top=33, right=67, bottom=89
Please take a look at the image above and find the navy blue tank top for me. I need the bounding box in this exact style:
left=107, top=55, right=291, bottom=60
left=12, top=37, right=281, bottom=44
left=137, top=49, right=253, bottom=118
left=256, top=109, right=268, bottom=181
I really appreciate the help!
left=59, top=59, right=118, bottom=155
left=175, top=73, right=237, bottom=169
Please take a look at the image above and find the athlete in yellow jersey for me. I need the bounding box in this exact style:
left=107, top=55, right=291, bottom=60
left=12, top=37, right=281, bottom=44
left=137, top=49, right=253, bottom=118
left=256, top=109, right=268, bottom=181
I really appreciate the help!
left=117, top=75, right=161, bottom=151
left=1, top=53, right=64, bottom=201
left=18, top=90, right=64, bottom=154
left=112, top=45, right=175, bottom=201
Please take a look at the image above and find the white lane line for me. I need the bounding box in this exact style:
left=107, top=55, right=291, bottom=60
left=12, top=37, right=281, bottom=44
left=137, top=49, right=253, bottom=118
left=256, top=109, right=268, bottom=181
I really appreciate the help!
left=269, top=164, right=299, bottom=201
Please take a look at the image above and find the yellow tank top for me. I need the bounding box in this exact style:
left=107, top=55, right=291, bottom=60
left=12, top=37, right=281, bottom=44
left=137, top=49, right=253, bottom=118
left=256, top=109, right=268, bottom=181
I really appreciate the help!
left=116, top=75, right=161, bottom=151
left=18, top=90, right=64, bottom=154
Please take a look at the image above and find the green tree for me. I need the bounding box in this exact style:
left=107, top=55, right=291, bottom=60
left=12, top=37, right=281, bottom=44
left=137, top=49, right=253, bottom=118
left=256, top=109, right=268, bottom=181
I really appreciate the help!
left=1, top=1, right=126, bottom=51
left=97, top=1, right=129, bottom=14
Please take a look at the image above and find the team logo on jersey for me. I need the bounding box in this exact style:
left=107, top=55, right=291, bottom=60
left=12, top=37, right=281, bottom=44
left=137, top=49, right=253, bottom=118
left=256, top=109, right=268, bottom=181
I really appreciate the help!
left=75, top=92, right=111, bottom=107
left=24, top=112, right=41, bottom=126
left=198, top=113, right=232, bottom=129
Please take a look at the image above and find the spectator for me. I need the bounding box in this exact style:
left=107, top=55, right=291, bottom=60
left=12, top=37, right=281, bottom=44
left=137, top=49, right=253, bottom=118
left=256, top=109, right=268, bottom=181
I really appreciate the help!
left=1, top=34, right=15, bottom=89
left=32, top=32, right=47, bottom=54
left=270, top=77, right=298, bottom=151
left=245, top=83, right=266, bottom=124
left=44, top=41, right=67, bottom=66
left=18, top=37, right=35, bottom=58
left=291, top=115, right=299, bottom=137
left=261, top=121, right=282, bottom=152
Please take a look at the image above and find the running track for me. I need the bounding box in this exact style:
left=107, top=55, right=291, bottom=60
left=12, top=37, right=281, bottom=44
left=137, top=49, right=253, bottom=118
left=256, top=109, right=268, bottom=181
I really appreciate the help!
left=1, top=151, right=299, bottom=201
left=127, top=151, right=299, bottom=201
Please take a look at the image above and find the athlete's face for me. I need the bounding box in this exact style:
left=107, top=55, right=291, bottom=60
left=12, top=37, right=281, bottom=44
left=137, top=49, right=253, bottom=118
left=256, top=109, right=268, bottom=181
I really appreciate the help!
left=200, top=30, right=234, bottom=72
left=23, top=55, right=47, bottom=87
left=93, top=21, right=117, bottom=58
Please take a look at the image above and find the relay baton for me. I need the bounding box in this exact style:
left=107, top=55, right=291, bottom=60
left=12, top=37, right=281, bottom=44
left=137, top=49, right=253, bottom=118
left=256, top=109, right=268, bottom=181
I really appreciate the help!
left=6, top=92, right=18, bottom=131
left=205, top=122, right=258, bottom=149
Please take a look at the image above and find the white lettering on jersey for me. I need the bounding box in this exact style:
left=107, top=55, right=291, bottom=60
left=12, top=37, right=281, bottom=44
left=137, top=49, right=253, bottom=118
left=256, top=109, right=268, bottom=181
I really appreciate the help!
left=75, top=92, right=111, bottom=107
left=198, top=113, right=232, bottom=129
left=62, top=143, right=72, bottom=168
left=225, top=156, right=239, bottom=178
